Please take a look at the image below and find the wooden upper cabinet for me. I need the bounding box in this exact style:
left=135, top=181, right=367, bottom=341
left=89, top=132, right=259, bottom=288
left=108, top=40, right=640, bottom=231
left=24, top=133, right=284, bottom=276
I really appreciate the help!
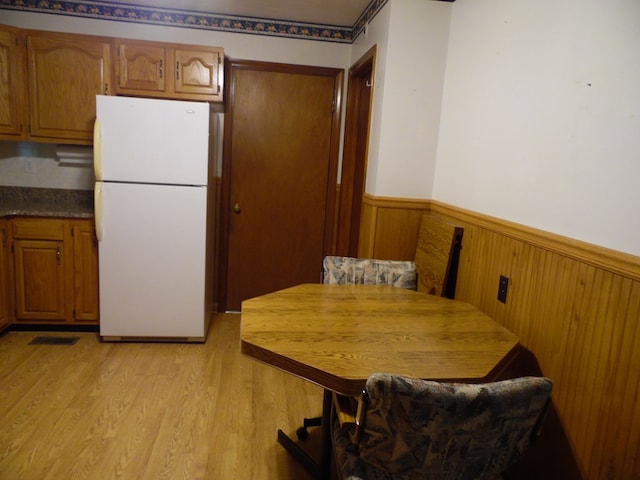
left=26, top=31, right=112, bottom=144
left=0, top=25, right=26, bottom=140
left=174, top=47, right=222, bottom=98
left=0, top=27, right=224, bottom=145
left=115, top=39, right=223, bottom=102
left=116, top=40, right=168, bottom=94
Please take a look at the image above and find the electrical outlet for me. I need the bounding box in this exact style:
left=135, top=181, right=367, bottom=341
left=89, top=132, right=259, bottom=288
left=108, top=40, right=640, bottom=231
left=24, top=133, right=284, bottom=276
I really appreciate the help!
left=24, top=158, right=36, bottom=174
left=497, top=275, right=509, bottom=303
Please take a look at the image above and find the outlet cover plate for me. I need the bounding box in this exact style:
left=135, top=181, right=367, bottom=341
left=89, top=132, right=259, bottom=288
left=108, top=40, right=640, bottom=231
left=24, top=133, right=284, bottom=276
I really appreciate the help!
left=498, top=275, right=509, bottom=303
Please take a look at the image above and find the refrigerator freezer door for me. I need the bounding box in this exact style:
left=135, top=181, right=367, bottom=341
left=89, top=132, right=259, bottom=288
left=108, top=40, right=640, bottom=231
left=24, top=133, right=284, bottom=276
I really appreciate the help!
left=93, top=119, right=103, bottom=181
left=96, top=95, right=209, bottom=186
left=98, top=182, right=207, bottom=339
left=94, top=181, right=103, bottom=241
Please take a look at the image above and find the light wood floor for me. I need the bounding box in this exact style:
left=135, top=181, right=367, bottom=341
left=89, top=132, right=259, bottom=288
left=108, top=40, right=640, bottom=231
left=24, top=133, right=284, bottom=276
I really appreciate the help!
left=0, top=314, right=327, bottom=479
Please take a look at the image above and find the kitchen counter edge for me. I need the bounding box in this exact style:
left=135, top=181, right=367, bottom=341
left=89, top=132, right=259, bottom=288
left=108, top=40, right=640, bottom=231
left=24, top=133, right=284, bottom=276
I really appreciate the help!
left=0, top=186, right=94, bottom=219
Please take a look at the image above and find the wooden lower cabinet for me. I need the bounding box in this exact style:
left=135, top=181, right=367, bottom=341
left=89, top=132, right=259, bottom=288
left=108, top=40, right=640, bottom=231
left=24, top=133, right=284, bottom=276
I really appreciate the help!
left=71, top=221, right=99, bottom=322
left=13, top=237, right=67, bottom=321
left=0, top=220, right=10, bottom=331
left=9, top=217, right=99, bottom=325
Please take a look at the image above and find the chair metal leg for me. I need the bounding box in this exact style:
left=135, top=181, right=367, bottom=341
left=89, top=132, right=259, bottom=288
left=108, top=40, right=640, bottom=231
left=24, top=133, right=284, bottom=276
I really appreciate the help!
left=277, top=390, right=333, bottom=480
left=319, top=390, right=333, bottom=480
left=297, top=415, right=322, bottom=440
left=277, top=428, right=320, bottom=478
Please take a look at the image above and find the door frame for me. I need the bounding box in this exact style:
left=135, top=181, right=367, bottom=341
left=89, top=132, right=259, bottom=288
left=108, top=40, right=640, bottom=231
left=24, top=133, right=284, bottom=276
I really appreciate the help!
left=335, top=46, right=377, bottom=256
left=218, top=59, right=344, bottom=311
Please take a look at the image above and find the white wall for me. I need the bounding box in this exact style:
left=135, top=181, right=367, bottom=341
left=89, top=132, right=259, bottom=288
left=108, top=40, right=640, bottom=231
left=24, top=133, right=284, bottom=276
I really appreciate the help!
left=351, top=0, right=451, bottom=199
left=5, top=2, right=640, bottom=256
left=375, top=0, right=450, bottom=198
left=350, top=4, right=391, bottom=198
left=435, top=0, right=640, bottom=257
left=1, top=10, right=352, bottom=189
left=0, top=11, right=351, bottom=68
left=0, top=142, right=94, bottom=189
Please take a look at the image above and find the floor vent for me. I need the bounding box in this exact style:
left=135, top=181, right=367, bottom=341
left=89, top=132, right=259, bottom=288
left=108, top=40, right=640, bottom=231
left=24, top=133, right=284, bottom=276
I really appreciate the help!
left=29, top=336, right=80, bottom=345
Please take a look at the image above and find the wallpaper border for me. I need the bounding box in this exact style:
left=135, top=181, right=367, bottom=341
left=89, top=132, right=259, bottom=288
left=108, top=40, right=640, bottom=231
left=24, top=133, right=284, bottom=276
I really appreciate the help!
left=0, top=0, right=389, bottom=44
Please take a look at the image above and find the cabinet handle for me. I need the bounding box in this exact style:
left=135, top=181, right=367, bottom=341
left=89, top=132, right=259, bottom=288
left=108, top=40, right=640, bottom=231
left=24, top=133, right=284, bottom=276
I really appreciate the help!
left=176, top=62, right=180, bottom=81
left=56, top=245, right=61, bottom=264
left=159, top=60, right=163, bottom=79
left=104, top=83, right=109, bottom=95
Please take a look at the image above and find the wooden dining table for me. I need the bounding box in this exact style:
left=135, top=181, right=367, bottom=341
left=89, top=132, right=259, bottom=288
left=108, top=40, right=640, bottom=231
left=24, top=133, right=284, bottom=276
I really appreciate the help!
left=240, top=283, right=520, bottom=479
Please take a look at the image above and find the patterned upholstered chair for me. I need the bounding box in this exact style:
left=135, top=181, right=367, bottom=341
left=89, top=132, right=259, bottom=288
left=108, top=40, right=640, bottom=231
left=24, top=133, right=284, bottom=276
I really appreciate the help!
left=332, top=373, right=553, bottom=480
left=322, top=255, right=417, bottom=289
left=323, top=214, right=463, bottom=297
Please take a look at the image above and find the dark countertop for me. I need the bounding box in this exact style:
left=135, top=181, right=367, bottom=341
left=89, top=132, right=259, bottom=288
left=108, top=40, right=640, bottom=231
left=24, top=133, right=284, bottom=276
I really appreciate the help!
left=0, top=186, right=94, bottom=218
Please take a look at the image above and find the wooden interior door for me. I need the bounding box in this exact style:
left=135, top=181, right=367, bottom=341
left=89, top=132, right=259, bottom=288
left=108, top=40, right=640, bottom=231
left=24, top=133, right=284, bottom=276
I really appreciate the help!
left=336, top=46, right=376, bottom=256
left=221, top=60, right=342, bottom=311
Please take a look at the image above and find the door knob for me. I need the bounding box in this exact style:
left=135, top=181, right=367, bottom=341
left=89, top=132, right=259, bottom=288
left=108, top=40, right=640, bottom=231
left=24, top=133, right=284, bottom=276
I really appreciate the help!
left=233, top=202, right=241, bottom=213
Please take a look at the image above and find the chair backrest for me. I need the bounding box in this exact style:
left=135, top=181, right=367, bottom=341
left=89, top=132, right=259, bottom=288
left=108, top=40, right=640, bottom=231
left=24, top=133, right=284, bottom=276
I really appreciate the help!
left=414, top=214, right=464, bottom=298
left=347, top=374, right=553, bottom=480
left=323, top=256, right=417, bottom=290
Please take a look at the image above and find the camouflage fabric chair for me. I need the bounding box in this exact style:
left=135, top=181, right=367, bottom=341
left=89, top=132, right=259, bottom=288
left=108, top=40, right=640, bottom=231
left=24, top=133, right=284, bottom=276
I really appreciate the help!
left=322, top=256, right=417, bottom=290
left=331, top=373, right=553, bottom=480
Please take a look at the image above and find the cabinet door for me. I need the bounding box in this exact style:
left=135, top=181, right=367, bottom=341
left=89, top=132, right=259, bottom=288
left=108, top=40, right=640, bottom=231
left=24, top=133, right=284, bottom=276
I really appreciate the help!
left=174, top=47, right=223, bottom=100
left=0, top=25, right=26, bottom=140
left=72, top=222, right=99, bottom=323
left=0, top=220, right=10, bottom=331
left=13, top=239, right=66, bottom=321
left=27, top=31, right=111, bottom=144
left=115, top=40, right=168, bottom=95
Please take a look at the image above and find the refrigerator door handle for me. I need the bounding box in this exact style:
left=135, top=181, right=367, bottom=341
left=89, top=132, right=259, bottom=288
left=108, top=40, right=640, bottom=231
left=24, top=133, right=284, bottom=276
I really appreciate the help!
left=93, top=118, right=103, bottom=181
left=95, top=181, right=104, bottom=241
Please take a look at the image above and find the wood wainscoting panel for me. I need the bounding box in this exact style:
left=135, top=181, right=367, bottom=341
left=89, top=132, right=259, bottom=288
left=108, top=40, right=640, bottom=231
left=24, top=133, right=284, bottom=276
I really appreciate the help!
left=358, top=194, right=429, bottom=259
left=358, top=194, right=640, bottom=479
left=432, top=201, right=640, bottom=480
left=357, top=194, right=377, bottom=257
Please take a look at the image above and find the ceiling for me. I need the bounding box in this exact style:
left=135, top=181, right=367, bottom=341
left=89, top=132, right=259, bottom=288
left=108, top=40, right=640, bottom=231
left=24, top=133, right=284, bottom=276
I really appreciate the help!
left=95, top=0, right=372, bottom=27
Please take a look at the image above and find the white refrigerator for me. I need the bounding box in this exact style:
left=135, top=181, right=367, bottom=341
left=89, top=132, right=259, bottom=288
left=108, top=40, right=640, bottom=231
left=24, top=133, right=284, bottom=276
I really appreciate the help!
left=94, top=95, right=211, bottom=341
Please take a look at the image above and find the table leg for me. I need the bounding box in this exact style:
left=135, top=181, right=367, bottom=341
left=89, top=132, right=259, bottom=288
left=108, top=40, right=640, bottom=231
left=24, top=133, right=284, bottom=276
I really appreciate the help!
left=277, top=389, right=333, bottom=480
left=319, top=389, right=333, bottom=478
